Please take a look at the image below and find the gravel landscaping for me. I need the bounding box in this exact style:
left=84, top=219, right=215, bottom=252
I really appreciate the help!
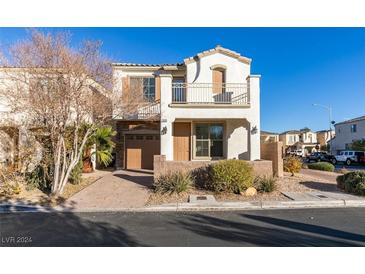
left=147, top=170, right=341, bottom=206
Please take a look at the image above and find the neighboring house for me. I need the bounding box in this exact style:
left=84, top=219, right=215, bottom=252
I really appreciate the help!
left=112, top=45, right=261, bottom=170
left=261, top=130, right=279, bottom=143
left=331, top=115, right=365, bottom=154
left=0, top=68, right=105, bottom=170
left=316, top=129, right=335, bottom=147
left=279, top=128, right=319, bottom=154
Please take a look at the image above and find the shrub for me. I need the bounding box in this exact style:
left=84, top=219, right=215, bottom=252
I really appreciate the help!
left=307, top=162, right=335, bottom=172
left=0, top=166, right=22, bottom=196
left=191, top=165, right=213, bottom=190
left=283, top=156, right=302, bottom=176
left=25, top=164, right=53, bottom=192
left=254, top=176, right=277, bottom=193
left=154, top=171, right=192, bottom=194
left=336, top=171, right=365, bottom=196
left=69, top=161, right=83, bottom=185
left=209, top=160, right=253, bottom=194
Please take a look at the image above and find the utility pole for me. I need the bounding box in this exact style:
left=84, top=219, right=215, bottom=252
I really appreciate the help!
left=312, top=103, right=334, bottom=154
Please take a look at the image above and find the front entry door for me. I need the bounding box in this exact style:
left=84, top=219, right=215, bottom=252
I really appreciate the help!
left=173, top=122, right=191, bottom=161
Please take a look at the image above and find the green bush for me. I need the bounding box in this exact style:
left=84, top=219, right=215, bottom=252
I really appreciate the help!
left=154, top=171, right=192, bottom=194
left=337, top=171, right=365, bottom=196
left=25, top=165, right=53, bottom=192
left=284, top=156, right=302, bottom=176
left=69, top=161, right=83, bottom=185
left=254, top=176, right=277, bottom=193
left=209, top=159, right=253, bottom=194
left=307, top=162, right=335, bottom=172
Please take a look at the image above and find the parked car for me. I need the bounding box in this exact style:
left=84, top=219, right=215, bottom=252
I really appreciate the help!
left=306, top=152, right=336, bottom=163
left=333, top=151, right=365, bottom=166
left=288, top=149, right=304, bottom=157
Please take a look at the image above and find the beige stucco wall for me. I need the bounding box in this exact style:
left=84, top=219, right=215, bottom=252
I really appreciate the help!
left=332, top=119, right=365, bottom=153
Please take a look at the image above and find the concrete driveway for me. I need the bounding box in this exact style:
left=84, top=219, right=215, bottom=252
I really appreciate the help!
left=68, top=170, right=153, bottom=210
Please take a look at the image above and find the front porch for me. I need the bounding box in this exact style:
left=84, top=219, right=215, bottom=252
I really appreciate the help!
left=162, top=119, right=259, bottom=162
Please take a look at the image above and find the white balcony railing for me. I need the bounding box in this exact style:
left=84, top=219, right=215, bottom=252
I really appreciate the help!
left=172, top=83, right=249, bottom=105
left=137, top=101, right=160, bottom=119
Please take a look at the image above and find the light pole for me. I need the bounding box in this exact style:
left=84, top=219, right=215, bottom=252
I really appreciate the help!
left=312, top=103, right=334, bottom=154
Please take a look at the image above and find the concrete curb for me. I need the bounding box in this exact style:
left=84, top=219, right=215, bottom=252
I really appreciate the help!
left=1, top=199, right=365, bottom=213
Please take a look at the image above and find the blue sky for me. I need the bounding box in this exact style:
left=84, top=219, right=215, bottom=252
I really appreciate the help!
left=1, top=27, right=364, bottom=133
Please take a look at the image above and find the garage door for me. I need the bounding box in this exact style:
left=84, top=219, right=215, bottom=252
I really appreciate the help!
left=125, top=134, right=160, bottom=170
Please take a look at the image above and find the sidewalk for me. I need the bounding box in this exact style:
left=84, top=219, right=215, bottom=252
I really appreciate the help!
left=2, top=193, right=365, bottom=213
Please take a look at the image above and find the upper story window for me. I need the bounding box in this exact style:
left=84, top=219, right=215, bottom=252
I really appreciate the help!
left=130, top=77, right=155, bottom=101
left=351, top=124, right=357, bottom=133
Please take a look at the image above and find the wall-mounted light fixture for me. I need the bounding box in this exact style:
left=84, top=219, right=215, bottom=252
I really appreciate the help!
left=161, top=126, right=167, bottom=135
left=251, top=126, right=258, bottom=135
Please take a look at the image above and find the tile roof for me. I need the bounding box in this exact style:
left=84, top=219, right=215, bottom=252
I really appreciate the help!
left=280, top=130, right=302, bottom=135
left=112, top=62, right=183, bottom=67
left=184, top=45, right=251, bottom=65
left=112, top=45, right=251, bottom=68
left=261, top=130, right=279, bottom=135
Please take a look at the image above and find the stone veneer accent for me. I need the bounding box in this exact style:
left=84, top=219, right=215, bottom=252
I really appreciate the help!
left=153, top=155, right=273, bottom=181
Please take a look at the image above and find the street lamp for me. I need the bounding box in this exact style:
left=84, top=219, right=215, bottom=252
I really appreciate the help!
left=312, top=103, right=335, bottom=154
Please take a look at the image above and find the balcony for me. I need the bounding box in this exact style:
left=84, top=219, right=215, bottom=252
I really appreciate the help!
left=171, top=83, right=249, bottom=106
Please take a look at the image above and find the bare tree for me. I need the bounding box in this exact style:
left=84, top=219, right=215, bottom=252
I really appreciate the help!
left=0, top=30, right=112, bottom=195
left=114, top=76, right=160, bottom=120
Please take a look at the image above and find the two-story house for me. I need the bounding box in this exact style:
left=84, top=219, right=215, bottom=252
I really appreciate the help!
left=112, top=46, right=261, bottom=170
left=316, top=129, right=335, bottom=147
left=279, top=128, right=319, bottom=155
left=331, top=115, right=365, bottom=154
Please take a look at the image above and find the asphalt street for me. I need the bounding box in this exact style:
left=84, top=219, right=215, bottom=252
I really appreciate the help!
left=1, top=207, right=365, bottom=246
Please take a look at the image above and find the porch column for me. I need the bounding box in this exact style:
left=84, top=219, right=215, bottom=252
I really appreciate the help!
left=159, top=73, right=174, bottom=160
left=247, top=75, right=261, bottom=160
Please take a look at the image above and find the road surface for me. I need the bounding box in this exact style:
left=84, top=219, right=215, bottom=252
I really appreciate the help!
left=1, top=208, right=365, bottom=246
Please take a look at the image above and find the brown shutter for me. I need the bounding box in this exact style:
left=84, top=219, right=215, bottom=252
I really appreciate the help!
left=155, top=76, right=161, bottom=101
left=122, top=76, right=130, bottom=95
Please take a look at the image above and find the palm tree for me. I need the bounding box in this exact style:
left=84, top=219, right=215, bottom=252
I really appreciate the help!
left=83, top=126, right=116, bottom=172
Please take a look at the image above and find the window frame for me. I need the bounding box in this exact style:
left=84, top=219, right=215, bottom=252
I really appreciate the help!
left=129, top=76, right=156, bottom=102
left=351, top=124, right=357, bottom=133
left=193, top=122, right=225, bottom=160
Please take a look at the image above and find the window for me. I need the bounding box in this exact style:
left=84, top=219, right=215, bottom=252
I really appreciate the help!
left=351, top=124, right=357, bottom=133
left=195, top=123, right=223, bottom=158
left=130, top=77, right=155, bottom=101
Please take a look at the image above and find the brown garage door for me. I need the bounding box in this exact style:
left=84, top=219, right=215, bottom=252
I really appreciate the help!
left=125, top=134, right=160, bottom=170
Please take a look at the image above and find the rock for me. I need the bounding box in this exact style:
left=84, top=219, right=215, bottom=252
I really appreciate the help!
left=244, top=187, right=257, bottom=196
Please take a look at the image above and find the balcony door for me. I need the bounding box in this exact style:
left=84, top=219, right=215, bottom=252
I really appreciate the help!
left=172, top=77, right=186, bottom=103
left=212, top=68, right=225, bottom=94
